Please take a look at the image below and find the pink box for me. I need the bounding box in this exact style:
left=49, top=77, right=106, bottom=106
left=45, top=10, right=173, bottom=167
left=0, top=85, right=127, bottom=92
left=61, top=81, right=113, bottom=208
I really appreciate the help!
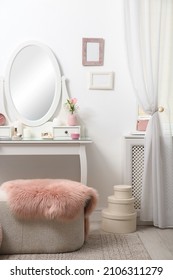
left=136, top=120, right=149, bottom=131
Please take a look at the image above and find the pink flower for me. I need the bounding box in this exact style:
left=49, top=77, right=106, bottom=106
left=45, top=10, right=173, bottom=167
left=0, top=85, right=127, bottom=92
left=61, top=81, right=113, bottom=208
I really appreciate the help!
left=70, top=98, right=77, bottom=104
left=65, top=98, right=79, bottom=114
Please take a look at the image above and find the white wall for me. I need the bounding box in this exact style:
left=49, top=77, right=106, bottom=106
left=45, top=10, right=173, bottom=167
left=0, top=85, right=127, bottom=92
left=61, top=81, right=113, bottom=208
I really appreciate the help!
left=0, top=0, right=136, bottom=210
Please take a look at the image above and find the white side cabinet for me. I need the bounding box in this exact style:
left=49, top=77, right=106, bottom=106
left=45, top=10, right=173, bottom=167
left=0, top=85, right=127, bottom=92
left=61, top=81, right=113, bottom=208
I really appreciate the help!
left=123, top=135, right=145, bottom=212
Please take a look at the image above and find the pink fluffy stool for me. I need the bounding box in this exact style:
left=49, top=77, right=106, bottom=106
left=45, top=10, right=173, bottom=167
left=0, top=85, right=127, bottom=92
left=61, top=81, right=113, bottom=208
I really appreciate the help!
left=0, top=179, right=98, bottom=254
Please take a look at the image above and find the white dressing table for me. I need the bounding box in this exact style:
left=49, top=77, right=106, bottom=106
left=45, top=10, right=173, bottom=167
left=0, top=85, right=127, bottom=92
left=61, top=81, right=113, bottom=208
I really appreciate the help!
left=0, top=138, right=92, bottom=185
left=0, top=41, right=92, bottom=185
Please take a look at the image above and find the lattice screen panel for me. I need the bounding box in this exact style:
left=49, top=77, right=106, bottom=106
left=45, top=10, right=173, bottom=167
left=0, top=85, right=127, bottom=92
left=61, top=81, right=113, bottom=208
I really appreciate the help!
left=131, top=145, right=144, bottom=210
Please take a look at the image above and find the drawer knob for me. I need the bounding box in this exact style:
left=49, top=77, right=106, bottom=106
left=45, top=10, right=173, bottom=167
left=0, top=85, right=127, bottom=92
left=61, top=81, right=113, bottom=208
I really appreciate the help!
left=65, top=130, right=68, bottom=134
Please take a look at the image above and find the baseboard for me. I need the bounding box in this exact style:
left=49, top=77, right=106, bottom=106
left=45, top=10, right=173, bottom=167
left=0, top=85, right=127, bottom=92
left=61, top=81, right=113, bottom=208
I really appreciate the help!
left=136, top=209, right=153, bottom=225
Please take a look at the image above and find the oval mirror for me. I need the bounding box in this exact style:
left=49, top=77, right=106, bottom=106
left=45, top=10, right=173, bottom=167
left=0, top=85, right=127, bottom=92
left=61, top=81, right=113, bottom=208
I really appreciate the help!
left=5, top=41, right=61, bottom=126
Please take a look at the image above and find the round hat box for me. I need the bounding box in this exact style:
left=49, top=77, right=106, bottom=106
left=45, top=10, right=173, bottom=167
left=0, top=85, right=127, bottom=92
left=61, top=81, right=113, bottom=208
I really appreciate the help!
left=102, top=209, right=137, bottom=234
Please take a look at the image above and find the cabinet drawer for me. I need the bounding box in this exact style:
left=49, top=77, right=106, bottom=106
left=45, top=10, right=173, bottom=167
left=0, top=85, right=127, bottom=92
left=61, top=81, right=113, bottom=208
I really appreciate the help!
left=53, top=126, right=80, bottom=140
left=0, top=126, right=12, bottom=139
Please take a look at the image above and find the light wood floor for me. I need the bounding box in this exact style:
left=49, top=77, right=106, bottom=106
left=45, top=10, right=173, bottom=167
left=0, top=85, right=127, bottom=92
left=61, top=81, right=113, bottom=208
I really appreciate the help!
left=137, top=226, right=173, bottom=260
left=90, top=222, right=173, bottom=260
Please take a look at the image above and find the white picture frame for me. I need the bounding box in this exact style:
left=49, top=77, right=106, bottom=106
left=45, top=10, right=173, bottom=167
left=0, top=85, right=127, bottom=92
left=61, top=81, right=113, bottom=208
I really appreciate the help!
left=89, top=72, right=114, bottom=90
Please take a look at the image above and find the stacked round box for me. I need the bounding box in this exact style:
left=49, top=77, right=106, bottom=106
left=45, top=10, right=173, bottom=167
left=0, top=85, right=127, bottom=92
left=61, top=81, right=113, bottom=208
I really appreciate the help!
left=102, top=185, right=137, bottom=233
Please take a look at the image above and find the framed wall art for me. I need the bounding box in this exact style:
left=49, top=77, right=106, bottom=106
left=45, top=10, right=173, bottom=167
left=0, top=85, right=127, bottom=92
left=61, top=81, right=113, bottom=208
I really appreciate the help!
left=89, top=72, right=114, bottom=90
left=82, top=38, right=104, bottom=66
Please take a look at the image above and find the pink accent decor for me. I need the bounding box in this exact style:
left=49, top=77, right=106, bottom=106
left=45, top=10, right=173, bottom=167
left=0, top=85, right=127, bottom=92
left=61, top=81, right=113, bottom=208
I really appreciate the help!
left=2, top=179, right=98, bottom=238
left=68, top=114, right=77, bottom=126
left=136, top=119, right=149, bottom=131
left=71, top=133, right=80, bottom=140
left=0, top=113, right=6, bottom=126
left=82, top=38, right=104, bottom=66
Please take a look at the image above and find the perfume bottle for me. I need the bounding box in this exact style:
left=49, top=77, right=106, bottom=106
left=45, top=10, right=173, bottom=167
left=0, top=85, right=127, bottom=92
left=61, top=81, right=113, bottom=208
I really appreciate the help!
left=12, top=127, right=22, bottom=140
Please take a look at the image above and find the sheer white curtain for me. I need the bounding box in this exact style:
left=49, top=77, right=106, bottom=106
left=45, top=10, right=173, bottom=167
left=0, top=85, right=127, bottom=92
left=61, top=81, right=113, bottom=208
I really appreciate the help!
left=124, top=0, right=173, bottom=227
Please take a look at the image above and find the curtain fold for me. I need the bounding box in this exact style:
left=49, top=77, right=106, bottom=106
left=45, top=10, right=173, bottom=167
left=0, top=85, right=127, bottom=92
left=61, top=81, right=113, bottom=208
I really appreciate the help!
left=124, top=0, right=173, bottom=227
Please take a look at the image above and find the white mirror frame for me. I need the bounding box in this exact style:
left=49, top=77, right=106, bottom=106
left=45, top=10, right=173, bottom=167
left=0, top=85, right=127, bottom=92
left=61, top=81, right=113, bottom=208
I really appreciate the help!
left=5, top=41, right=62, bottom=127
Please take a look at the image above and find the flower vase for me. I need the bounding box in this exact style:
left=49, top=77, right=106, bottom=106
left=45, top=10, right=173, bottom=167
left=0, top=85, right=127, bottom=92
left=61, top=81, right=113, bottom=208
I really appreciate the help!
left=67, top=114, right=77, bottom=126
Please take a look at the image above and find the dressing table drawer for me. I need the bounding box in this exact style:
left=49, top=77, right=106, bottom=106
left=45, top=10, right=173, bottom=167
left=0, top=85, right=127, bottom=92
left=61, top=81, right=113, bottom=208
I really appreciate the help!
left=53, top=126, right=80, bottom=140
left=0, top=126, right=12, bottom=140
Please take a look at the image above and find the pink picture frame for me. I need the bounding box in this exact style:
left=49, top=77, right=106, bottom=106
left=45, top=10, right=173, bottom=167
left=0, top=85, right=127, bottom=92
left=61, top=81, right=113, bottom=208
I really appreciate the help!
left=82, top=38, right=104, bottom=66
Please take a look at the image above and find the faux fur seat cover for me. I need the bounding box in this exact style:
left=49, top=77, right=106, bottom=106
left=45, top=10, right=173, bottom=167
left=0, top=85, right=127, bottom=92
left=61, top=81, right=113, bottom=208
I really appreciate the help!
left=1, top=179, right=98, bottom=238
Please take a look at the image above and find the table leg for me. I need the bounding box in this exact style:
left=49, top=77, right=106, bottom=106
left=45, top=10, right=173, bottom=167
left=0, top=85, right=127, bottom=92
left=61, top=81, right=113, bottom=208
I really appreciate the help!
left=79, top=144, right=87, bottom=185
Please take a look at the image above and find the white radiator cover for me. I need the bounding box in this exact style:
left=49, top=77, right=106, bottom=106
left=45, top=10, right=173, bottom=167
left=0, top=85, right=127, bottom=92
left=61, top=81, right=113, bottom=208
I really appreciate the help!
left=123, top=136, right=145, bottom=211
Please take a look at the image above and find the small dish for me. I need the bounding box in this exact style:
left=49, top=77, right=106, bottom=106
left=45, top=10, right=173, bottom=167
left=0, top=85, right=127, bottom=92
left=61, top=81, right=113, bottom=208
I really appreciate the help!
left=42, top=136, right=53, bottom=140
left=41, top=132, right=53, bottom=140
left=71, top=133, right=80, bottom=140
